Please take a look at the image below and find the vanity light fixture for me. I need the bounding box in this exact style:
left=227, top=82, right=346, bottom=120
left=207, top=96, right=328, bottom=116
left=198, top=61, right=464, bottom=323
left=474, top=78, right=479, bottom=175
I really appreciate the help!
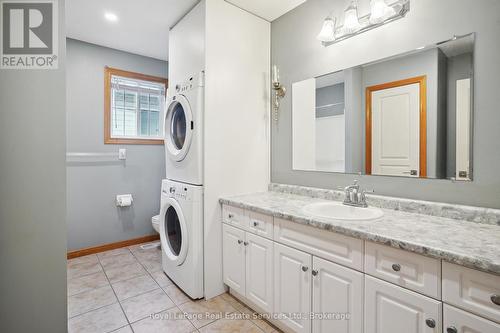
left=318, top=0, right=410, bottom=47
left=369, top=0, right=396, bottom=24
left=272, top=65, right=286, bottom=123
left=343, top=1, right=362, bottom=34
left=317, top=16, right=337, bottom=42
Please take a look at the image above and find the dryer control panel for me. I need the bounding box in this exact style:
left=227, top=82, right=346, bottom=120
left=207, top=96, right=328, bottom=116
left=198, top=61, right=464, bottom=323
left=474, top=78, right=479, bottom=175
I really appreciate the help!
left=174, top=71, right=205, bottom=94
left=161, top=180, right=203, bottom=203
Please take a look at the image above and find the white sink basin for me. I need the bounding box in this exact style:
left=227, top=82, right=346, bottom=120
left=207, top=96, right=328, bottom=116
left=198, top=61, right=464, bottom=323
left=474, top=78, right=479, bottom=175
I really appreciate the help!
left=303, top=201, right=384, bottom=221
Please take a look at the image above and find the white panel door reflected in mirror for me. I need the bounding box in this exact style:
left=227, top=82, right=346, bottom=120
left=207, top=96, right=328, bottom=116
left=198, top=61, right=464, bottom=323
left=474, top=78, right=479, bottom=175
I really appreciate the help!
left=292, top=33, right=474, bottom=181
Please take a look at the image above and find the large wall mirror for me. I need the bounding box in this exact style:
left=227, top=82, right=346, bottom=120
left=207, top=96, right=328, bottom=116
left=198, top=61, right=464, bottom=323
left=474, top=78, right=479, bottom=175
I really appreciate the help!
left=292, top=33, right=474, bottom=181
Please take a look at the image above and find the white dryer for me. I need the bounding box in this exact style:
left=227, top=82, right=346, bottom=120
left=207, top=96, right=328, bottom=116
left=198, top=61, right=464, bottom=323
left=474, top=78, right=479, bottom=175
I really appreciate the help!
left=164, top=72, right=204, bottom=185
left=159, top=179, right=203, bottom=299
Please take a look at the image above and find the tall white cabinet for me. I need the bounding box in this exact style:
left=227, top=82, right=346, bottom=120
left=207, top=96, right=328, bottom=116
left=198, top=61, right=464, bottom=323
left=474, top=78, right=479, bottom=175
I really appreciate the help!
left=169, top=0, right=270, bottom=299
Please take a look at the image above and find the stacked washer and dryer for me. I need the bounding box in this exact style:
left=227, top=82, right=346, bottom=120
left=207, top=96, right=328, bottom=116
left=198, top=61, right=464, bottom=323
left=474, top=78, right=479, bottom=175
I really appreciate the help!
left=159, top=72, right=205, bottom=299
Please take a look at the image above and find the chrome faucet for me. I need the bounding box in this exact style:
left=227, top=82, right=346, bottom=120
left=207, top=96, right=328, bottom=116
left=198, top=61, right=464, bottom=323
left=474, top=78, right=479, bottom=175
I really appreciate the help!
left=340, top=180, right=373, bottom=208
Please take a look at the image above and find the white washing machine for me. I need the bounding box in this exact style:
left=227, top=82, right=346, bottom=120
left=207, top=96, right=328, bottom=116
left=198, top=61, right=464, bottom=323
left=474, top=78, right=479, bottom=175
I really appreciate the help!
left=164, top=72, right=204, bottom=185
left=159, top=179, right=203, bottom=299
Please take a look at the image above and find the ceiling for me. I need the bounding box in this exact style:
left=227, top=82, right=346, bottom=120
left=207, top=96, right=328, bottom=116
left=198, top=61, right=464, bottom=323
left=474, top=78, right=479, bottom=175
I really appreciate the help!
left=66, top=0, right=199, bottom=61
left=66, top=0, right=305, bottom=61
left=226, top=0, right=307, bottom=21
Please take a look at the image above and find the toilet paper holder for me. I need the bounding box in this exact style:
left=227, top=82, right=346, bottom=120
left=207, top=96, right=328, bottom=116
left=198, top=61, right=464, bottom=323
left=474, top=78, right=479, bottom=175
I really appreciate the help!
left=116, top=194, right=133, bottom=207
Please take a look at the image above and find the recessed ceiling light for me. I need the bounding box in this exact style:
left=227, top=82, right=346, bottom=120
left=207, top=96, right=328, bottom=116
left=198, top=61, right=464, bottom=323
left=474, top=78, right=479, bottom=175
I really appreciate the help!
left=104, top=12, right=118, bottom=22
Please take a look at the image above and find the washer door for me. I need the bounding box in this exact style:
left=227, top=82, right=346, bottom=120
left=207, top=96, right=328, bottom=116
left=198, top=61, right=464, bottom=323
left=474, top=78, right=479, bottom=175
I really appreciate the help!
left=165, top=95, right=193, bottom=162
left=159, top=198, right=189, bottom=266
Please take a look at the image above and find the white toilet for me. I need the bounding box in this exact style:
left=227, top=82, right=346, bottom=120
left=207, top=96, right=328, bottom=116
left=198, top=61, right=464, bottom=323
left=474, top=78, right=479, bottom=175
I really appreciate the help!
left=152, top=215, right=160, bottom=233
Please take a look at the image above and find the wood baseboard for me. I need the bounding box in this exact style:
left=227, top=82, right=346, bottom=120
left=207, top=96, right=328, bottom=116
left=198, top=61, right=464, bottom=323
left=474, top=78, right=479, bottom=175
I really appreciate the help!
left=67, top=234, right=160, bottom=259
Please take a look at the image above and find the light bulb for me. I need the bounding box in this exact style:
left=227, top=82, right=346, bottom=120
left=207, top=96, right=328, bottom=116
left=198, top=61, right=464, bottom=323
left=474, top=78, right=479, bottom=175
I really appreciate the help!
left=343, top=1, right=361, bottom=34
left=316, top=17, right=336, bottom=42
left=369, top=0, right=396, bottom=24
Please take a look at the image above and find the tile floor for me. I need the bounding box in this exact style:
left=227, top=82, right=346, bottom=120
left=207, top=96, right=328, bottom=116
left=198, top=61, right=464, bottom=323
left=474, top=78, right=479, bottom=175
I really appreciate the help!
left=67, top=241, right=282, bottom=333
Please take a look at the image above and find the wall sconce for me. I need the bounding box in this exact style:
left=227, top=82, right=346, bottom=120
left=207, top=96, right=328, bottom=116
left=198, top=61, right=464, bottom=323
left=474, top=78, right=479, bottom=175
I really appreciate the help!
left=272, top=65, right=286, bottom=122
left=317, top=0, right=410, bottom=46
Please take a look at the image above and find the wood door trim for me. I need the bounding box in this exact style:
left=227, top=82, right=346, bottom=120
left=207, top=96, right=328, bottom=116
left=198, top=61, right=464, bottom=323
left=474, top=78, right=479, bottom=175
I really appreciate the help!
left=67, top=234, right=160, bottom=259
left=365, top=75, right=427, bottom=178
left=104, top=66, right=167, bottom=145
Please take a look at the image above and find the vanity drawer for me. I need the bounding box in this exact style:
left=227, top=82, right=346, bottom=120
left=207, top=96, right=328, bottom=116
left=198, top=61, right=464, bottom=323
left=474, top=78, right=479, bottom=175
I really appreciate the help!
left=443, top=304, right=500, bottom=333
left=365, top=242, right=441, bottom=299
left=274, top=218, right=363, bottom=271
left=442, top=262, right=500, bottom=323
left=222, top=204, right=248, bottom=229
left=247, top=211, right=273, bottom=239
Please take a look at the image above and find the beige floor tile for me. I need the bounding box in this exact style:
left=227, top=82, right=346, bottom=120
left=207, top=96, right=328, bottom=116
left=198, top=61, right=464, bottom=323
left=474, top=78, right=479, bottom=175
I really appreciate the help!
left=179, top=295, right=237, bottom=329
left=112, top=274, right=158, bottom=301
left=219, top=293, right=246, bottom=311
left=68, top=303, right=127, bottom=333
left=149, top=270, right=173, bottom=287
left=239, top=306, right=281, bottom=333
left=120, top=288, right=175, bottom=323
left=139, top=256, right=163, bottom=273
left=68, top=284, right=118, bottom=318
left=199, top=318, right=263, bottom=333
left=68, top=260, right=103, bottom=280
left=104, top=261, right=147, bottom=284
left=68, top=271, right=109, bottom=296
left=100, top=252, right=138, bottom=270
left=111, top=325, right=133, bottom=333
left=162, top=284, right=191, bottom=305
left=131, top=308, right=196, bottom=333
left=97, top=248, right=131, bottom=259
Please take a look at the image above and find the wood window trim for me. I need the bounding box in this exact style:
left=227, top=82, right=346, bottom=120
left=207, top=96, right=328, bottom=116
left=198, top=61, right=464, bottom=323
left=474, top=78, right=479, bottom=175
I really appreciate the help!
left=365, top=75, right=427, bottom=178
left=104, top=66, right=168, bottom=145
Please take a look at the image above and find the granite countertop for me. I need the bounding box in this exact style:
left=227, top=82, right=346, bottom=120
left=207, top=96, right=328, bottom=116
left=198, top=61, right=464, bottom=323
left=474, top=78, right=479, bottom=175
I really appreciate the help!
left=220, top=191, right=500, bottom=275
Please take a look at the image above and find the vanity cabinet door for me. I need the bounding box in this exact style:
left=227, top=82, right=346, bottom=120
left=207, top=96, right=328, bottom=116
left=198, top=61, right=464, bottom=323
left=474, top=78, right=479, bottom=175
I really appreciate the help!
left=222, top=224, right=246, bottom=295
left=274, top=243, right=312, bottom=333
left=443, top=304, right=500, bottom=333
left=312, top=256, right=363, bottom=333
left=365, top=276, right=442, bottom=333
left=245, top=232, right=274, bottom=313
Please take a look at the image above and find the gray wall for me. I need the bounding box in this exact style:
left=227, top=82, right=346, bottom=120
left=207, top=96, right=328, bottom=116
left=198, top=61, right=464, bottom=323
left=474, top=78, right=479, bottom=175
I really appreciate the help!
left=0, top=1, right=67, bottom=332
left=271, top=0, right=500, bottom=209
left=66, top=39, right=167, bottom=250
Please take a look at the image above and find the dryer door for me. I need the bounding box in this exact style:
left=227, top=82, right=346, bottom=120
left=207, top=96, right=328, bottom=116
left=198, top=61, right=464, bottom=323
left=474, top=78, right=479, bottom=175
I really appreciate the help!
left=159, top=197, right=189, bottom=266
left=165, top=95, right=193, bottom=162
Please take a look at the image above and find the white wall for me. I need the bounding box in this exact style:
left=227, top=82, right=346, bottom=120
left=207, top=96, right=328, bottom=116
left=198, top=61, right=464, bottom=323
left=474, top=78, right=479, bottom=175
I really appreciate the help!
left=292, top=78, right=316, bottom=170
left=204, top=0, right=270, bottom=298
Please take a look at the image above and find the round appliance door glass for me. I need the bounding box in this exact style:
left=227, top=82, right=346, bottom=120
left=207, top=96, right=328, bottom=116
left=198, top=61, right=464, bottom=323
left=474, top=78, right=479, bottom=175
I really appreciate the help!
left=159, top=198, right=189, bottom=265
left=165, top=95, right=193, bottom=162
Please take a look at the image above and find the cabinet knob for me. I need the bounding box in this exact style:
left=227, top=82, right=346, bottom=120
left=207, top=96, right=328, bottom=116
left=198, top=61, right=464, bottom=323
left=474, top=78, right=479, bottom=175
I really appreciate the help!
left=302, top=266, right=309, bottom=272
left=253, top=221, right=259, bottom=227
left=425, top=319, right=436, bottom=328
left=491, top=294, right=500, bottom=306
left=243, top=241, right=249, bottom=246
left=446, top=327, right=458, bottom=333
left=228, top=214, right=234, bottom=219
left=237, top=240, right=243, bottom=244
left=392, top=263, right=401, bottom=272
left=312, top=269, right=318, bottom=276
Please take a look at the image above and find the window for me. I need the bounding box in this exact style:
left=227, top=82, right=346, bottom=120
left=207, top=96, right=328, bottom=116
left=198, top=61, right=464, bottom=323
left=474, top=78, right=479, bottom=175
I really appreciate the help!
left=104, top=66, right=167, bottom=144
